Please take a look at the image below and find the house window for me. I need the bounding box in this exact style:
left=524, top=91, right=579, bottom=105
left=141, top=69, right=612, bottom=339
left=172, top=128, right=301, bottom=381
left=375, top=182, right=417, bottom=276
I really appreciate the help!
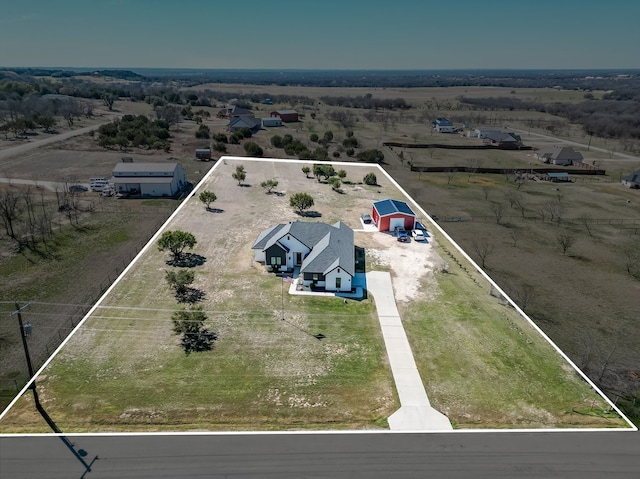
left=270, top=256, right=282, bottom=265
left=312, top=274, right=319, bottom=281
left=336, top=277, right=342, bottom=289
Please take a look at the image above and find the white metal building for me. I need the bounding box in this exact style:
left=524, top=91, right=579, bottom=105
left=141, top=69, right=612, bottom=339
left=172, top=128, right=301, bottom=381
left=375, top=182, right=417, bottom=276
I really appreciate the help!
left=111, top=162, right=187, bottom=197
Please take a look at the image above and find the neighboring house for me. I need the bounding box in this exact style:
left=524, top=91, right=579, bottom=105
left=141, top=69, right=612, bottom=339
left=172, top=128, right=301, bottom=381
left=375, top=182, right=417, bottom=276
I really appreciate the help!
left=271, top=109, right=299, bottom=122
left=467, top=128, right=502, bottom=139
left=111, top=162, right=187, bottom=197
left=195, top=148, right=212, bottom=161
left=622, top=170, right=640, bottom=188
left=534, top=146, right=584, bottom=166
left=261, top=117, right=282, bottom=127
left=433, top=117, right=456, bottom=133
left=217, top=105, right=255, bottom=119
left=252, top=221, right=354, bottom=292
left=372, top=199, right=416, bottom=232
left=482, top=131, right=522, bottom=149
left=228, top=116, right=262, bottom=133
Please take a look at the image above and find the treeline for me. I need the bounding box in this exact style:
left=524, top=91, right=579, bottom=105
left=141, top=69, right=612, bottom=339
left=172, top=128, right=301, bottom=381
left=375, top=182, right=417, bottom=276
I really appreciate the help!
left=546, top=100, right=640, bottom=139
left=0, top=93, right=92, bottom=137
left=0, top=185, right=88, bottom=254
left=459, top=95, right=640, bottom=140
left=97, top=115, right=171, bottom=151
left=135, top=68, right=640, bottom=90
left=319, top=95, right=411, bottom=110
left=458, top=96, right=545, bottom=112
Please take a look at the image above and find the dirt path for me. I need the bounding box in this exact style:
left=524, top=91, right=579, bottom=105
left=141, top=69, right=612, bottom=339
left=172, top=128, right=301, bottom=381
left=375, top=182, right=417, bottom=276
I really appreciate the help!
left=0, top=121, right=114, bottom=162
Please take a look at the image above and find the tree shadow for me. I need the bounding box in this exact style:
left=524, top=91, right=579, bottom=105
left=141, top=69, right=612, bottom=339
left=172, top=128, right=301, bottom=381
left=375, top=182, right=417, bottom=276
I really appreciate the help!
left=181, top=329, right=218, bottom=355
left=239, top=183, right=252, bottom=188
left=167, top=253, right=207, bottom=267
left=176, top=287, right=206, bottom=304
left=205, top=207, right=225, bottom=213
left=267, top=191, right=285, bottom=197
left=297, top=210, right=322, bottom=218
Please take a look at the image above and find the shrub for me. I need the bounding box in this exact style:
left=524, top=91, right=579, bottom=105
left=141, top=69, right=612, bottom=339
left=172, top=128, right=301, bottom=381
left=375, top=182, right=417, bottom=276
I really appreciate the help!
left=243, top=141, right=263, bottom=157
left=356, top=149, right=384, bottom=163
left=195, top=124, right=210, bottom=139
left=363, top=172, right=377, bottom=185
left=342, top=136, right=358, bottom=148
left=213, top=141, right=226, bottom=152
left=271, top=135, right=283, bottom=148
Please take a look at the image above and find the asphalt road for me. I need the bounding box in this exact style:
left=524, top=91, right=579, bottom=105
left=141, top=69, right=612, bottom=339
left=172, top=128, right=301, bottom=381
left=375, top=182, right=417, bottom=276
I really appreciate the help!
left=1, top=431, right=639, bottom=478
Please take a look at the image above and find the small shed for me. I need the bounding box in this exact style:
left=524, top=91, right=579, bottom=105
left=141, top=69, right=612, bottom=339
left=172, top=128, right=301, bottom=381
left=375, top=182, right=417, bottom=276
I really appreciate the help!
left=262, top=117, right=282, bottom=127
left=271, top=109, right=299, bottom=122
left=195, top=148, right=212, bottom=161
left=372, top=199, right=416, bottom=232
left=545, top=172, right=572, bottom=183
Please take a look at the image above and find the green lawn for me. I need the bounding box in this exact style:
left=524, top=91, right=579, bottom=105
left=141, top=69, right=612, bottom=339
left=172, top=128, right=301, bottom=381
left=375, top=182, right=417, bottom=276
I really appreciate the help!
left=0, top=244, right=395, bottom=432
left=401, top=246, right=628, bottom=429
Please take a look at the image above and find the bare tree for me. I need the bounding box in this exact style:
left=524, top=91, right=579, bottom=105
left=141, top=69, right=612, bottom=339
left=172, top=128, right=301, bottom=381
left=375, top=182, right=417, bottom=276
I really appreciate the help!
left=510, top=282, right=536, bottom=311
left=60, top=99, right=83, bottom=127
left=482, top=186, right=491, bottom=201
left=490, top=202, right=505, bottom=225
left=622, top=241, right=640, bottom=278
left=102, top=93, right=116, bottom=111
left=539, top=200, right=560, bottom=223
left=472, top=238, right=495, bottom=269
left=445, top=168, right=457, bottom=185
left=578, top=214, right=594, bottom=237
left=505, top=189, right=518, bottom=208
left=467, top=158, right=480, bottom=182
left=509, top=228, right=522, bottom=247
left=513, top=193, right=527, bottom=218
left=557, top=232, right=576, bottom=255
left=0, top=189, right=22, bottom=239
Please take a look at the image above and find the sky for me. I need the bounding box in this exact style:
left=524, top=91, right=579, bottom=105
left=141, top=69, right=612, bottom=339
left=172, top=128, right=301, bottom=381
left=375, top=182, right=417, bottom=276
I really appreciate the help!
left=0, top=0, right=639, bottom=70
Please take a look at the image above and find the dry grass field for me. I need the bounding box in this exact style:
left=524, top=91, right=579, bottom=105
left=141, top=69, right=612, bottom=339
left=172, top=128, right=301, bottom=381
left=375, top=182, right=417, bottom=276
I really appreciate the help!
left=0, top=158, right=629, bottom=432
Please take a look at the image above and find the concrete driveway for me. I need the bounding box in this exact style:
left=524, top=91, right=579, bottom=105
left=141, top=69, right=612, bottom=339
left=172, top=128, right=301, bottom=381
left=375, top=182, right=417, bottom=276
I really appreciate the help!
left=366, top=271, right=452, bottom=431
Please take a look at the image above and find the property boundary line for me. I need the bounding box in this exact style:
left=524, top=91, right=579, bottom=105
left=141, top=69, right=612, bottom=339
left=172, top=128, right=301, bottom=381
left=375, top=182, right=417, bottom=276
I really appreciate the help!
left=1, top=156, right=636, bottom=434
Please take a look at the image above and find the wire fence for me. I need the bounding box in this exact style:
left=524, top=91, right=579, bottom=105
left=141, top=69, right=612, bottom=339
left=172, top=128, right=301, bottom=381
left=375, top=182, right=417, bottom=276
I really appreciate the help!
left=437, top=215, right=640, bottom=229
left=1, top=217, right=167, bottom=400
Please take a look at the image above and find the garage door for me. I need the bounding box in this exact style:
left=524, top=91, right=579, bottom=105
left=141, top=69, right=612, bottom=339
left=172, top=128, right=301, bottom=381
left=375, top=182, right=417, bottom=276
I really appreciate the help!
left=389, top=217, right=405, bottom=231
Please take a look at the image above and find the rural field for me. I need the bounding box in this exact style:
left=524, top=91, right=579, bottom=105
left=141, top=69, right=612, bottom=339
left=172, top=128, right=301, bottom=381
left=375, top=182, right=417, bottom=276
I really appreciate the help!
left=1, top=79, right=639, bottom=428
left=0, top=158, right=629, bottom=432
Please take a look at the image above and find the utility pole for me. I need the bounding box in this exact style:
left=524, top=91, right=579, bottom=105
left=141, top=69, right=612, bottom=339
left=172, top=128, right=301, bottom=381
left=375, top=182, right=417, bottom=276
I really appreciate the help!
left=10, top=302, right=98, bottom=475
left=11, top=302, right=36, bottom=385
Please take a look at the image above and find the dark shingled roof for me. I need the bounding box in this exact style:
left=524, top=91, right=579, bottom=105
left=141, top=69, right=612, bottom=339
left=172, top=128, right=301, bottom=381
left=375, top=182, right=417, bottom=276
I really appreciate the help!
left=373, top=199, right=416, bottom=217
left=252, top=221, right=354, bottom=277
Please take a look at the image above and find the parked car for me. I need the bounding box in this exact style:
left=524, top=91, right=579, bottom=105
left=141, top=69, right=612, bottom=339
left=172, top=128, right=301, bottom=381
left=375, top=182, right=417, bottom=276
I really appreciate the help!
left=394, top=226, right=409, bottom=242
left=360, top=213, right=372, bottom=224
left=411, top=229, right=426, bottom=241
left=69, top=184, right=88, bottom=193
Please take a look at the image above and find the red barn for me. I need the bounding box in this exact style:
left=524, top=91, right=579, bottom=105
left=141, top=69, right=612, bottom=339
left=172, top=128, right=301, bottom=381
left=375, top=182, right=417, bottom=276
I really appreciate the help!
left=372, top=199, right=416, bottom=232
left=270, top=109, right=299, bottom=122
